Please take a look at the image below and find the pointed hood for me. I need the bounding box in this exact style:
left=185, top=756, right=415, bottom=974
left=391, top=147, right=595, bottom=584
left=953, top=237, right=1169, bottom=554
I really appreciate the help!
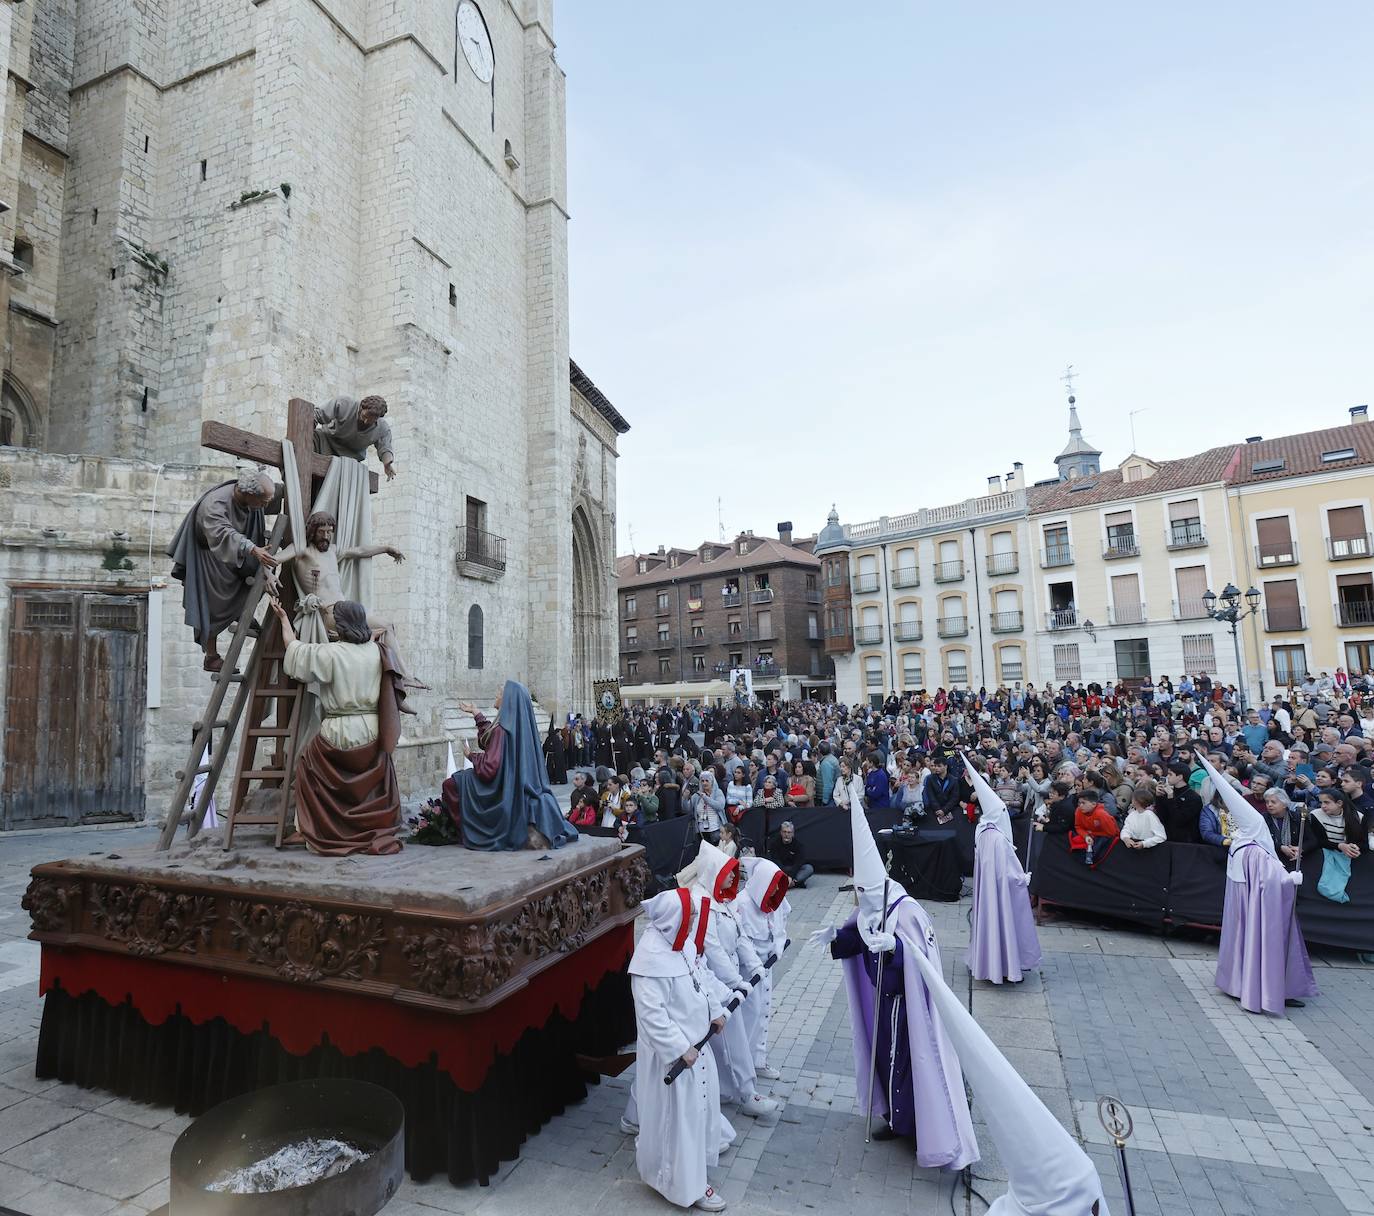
left=905, top=944, right=1110, bottom=1215
left=738, top=858, right=789, bottom=943
left=1195, top=751, right=1276, bottom=882
left=963, top=751, right=1014, bottom=844
left=691, top=839, right=741, bottom=905
left=850, top=783, right=906, bottom=937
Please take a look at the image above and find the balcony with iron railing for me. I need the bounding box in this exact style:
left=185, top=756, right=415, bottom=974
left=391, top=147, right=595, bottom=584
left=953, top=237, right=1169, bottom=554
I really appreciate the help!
left=456, top=525, right=507, bottom=576
left=748, top=587, right=775, bottom=605
left=934, top=560, right=964, bottom=583
left=937, top=615, right=969, bottom=637
left=890, top=568, right=920, bottom=588
left=855, top=625, right=884, bottom=645
left=721, top=591, right=742, bottom=607
left=1172, top=598, right=1210, bottom=620
left=893, top=620, right=923, bottom=642
left=655, top=601, right=672, bottom=616
left=1263, top=607, right=1307, bottom=632
left=1041, top=545, right=1074, bottom=568
left=1328, top=534, right=1373, bottom=561
left=1103, top=533, right=1140, bottom=560
left=1167, top=523, right=1206, bottom=550
left=622, top=602, right=638, bottom=620
left=853, top=573, right=880, bottom=594
left=1255, top=541, right=1299, bottom=568
left=805, top=589, right=822, bottom=604
left=1046, top=608, right=1077, bottom=630
left=985, top=551, right=1019, bottom=576
left=685, top=670, right=713, bottom=682
left=1000, top=663, right=1025, bottom=682
left=1108, top=602, right=1147, bottom=625
left=653, top=634, right=674, bottom=648
left=714, top=660, right=780, bottom=679
left=722, top=629, right=746, bottom=644
left=990, top=610, right=1023, bottom=633
left=622, top=638, right=642, bottom=651
left=1336, top=598, right=1374, bottom=627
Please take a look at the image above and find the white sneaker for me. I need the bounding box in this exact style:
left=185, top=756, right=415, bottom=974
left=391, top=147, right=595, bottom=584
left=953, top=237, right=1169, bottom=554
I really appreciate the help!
left=755, top=1064, right=781, bottom=1081
left=619, top=1116, right=639, bottom=1135
left=739, top=1093, right=780, bottom=1118
left=695, top=1185, right=728, bottom=1211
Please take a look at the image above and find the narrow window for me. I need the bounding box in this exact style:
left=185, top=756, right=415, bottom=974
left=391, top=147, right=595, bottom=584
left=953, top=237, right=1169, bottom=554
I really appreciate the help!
left=467, top=604, right=484, bottom=669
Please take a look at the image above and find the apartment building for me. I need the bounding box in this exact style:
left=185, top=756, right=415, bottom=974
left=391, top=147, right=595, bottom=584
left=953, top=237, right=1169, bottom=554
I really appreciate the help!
left=614, top=525, right=834, bottom=703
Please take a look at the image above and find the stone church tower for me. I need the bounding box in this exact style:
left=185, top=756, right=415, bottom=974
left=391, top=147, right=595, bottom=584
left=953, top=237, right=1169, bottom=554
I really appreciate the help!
left=0, top=1, right=622, bottom=826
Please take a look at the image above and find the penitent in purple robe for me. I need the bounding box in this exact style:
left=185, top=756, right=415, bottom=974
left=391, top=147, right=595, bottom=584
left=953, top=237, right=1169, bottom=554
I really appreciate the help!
left=1215, top=842, right=1318, bottom=1016
left=833, top=897, right=979, bottom=1171
left=965, top=821, right=1042, bottom=984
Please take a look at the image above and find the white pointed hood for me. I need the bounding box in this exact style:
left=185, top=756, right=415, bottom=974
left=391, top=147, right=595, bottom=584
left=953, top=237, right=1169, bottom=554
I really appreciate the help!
left=1195, top=751, right=1277, bottom=882
left=850, top=781, right=906, bottom=943
left=963, top=751, right=1014, bottom=844
left=905, top=944, right=1110, bottom=1216
left=629, top=889, right=705, bottom=978
left=738, top=858, right=789, bottom=944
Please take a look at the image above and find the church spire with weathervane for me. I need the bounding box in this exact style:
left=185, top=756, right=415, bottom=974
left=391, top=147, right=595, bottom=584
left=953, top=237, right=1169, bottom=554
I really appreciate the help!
left=1053, top=365, right=1101, bottom=481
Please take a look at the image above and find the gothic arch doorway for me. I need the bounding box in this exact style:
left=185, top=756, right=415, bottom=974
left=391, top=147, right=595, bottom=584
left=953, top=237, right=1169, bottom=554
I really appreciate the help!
left=571, top=505, right=603, bottom=717
left=2, top=373, right=38, bottom=448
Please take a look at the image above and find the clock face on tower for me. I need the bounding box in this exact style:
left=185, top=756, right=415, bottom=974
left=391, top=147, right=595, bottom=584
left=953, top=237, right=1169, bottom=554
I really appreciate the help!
left=457, top=1, right=495, bottom=84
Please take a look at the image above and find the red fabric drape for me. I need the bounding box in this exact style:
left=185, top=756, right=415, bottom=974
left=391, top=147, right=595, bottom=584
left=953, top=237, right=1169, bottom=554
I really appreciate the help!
left=40, top=923, right=632, bottom=1093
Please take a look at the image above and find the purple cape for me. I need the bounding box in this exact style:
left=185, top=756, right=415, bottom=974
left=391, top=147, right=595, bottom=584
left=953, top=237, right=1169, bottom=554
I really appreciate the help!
left=965, top=823, right=1042, bottom=984
left=839, top=900, right=979, bottom=1171
left=1215, top=842, right=1318, bottom=1015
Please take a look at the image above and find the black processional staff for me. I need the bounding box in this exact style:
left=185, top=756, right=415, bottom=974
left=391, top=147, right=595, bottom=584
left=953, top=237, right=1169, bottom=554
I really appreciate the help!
left=663, top=950, right=780, bottom=1085
left=863, top=878, right=890, bottom=1144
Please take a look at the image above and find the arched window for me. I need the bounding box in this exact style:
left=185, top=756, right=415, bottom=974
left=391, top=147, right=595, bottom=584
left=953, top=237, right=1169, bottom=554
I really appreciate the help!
left=2, top=376, right=36, bottom=447
left=467, top=604, right=484, bottom=669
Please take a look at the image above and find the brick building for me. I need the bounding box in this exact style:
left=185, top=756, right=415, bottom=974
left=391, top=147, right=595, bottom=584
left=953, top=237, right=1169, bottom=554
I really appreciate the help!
left=615, top=524, right=834, bottom=703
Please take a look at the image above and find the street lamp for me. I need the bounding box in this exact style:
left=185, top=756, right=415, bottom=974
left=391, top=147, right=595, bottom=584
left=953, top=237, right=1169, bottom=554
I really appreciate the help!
left=1202, top=583, right=1262, bottom=711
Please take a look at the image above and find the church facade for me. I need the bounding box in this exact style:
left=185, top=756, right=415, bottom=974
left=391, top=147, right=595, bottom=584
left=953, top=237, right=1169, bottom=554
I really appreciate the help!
left=0, top=0, right=622, bottom=827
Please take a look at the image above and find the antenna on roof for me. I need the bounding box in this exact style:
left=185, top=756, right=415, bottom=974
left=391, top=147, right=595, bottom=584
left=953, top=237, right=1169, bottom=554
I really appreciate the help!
left=628, top=524, right=635, bottom=553
left=1060, top=363, right=1076, bottom=402
left=717, top=497, right=726, bottom=543
left=1129, top=408, right=1148, bottom=453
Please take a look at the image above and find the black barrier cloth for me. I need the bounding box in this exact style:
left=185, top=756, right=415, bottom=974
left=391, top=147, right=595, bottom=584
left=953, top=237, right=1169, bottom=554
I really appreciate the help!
left=35, top=970, right=635, bottom=1187
left=733, top=806, right=903, bottom=872
left=1030, top=833, right=1374, bottom=951
left=878, top=829, right=964, bottom=902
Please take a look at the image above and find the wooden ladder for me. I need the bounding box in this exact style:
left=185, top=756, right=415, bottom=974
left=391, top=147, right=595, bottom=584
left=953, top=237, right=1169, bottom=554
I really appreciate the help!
left=157, top=514, right=299, bottom=851
left=222, top=605, right=305, bottom=849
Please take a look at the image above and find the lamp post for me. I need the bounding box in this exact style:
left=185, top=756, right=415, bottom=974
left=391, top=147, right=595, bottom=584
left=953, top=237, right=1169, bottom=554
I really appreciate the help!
left=1202, top=583, right=1262, bottom=712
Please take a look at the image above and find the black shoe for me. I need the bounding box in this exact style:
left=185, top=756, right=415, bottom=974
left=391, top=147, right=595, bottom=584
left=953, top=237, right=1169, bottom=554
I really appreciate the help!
left=870, top=1124, right=897, bottom=1141
left=1285, top=998, right=1306, bottom=1008
left=793, top=879, right=807, bottom=889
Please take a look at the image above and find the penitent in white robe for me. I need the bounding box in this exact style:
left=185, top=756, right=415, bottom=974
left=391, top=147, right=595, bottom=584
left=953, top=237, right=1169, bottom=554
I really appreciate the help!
left=696, top=899, right=764, bottom=1104
left=282, top=640, right=381, bottom=750
left=736, top=878, right=790, bottom=1070
left=632, top=965, right=726, bottom=1208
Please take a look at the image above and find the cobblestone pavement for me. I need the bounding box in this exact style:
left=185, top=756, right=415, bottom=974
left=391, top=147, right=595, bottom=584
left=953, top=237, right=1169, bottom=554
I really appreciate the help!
left=0, top=820, right=1371, bottom=1215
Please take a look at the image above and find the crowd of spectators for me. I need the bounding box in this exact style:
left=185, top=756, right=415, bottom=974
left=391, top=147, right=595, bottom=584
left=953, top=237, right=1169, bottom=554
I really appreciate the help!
left=564, top=670, right=1374, bottom=902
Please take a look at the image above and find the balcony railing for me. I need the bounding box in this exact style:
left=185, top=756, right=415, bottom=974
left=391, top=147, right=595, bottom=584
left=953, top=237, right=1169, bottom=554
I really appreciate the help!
left=1328, top=534, right=1373, bottom=561
left=853, top=574, right=880, bottom=594
left=1001, top=663, right=1025, bottom=682
left=748, top=588, right=775, bottom=604
left=1263, top=607, right=1306, bottom=632
left=937, top=615, right=969, bottom=637
left=1167, top=523, right=1206, bottom=550
left=456, top=525, right=507, bottom=572
left=622, top=638, right=642, bottom=651
left=1335, top=599, right=1374, bottom=627
left=1255, top=541, right=1298, bottom=567
left=1172, top=598, right=1210, bottom=621
left=722, top=629, right=745, bottom=644
left=855, top=625, right=884, bottom=645
left=1103, top=535, right=1140, bottom=559
left=890, top=568, right=920, bottom=588
left=685, top=671, right=713, bottom=682
left=1109, top=602, right=1147, bottom=625
left=655, top=602, right=672, bottom=616
left=653, top=634, right=673, bottom=648
left=1046, top=609, right=1077, bottom=630
left=622, top=604, right=637, bottom=619
left=990, top=610, right=1023, bottom=632
left=714, top=660, right=779, bottom=679
left=934, top=560, right=964, bottom=583
left=1041, top=546, right=1074, bottom=568
left=805, top=589, right=822, bottom=604
left=893, top=621, right=923, bottom=642
left=986, top=551, right=1019, bottom=576
left=721, top=591, right=742, bottom=607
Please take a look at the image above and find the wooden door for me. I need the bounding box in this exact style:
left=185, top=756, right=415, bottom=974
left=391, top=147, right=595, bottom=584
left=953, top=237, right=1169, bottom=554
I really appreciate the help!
left=3, top=590, right=147, bottom=829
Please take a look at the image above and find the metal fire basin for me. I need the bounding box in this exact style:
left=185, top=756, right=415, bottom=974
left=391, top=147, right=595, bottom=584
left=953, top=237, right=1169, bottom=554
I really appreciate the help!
left=169, top=1078, right=404, bottom=1216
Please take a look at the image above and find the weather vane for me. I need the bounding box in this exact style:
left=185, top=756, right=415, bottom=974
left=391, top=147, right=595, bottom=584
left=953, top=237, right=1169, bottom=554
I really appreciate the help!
left=1061, top=364, right=1077, bottom=401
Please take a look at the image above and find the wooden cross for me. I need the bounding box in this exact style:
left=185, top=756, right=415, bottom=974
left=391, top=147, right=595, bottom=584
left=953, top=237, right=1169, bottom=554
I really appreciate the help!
left=200, top=397, right=379, bottom=507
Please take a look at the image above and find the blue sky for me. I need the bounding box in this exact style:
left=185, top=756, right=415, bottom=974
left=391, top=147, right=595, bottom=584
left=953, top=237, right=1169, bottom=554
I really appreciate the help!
left=557, top=3, right=1374, bottom=552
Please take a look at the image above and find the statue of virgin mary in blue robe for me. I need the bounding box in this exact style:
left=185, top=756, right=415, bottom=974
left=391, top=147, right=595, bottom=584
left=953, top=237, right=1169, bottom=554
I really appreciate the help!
left=449, top=680, right=580, bottom=852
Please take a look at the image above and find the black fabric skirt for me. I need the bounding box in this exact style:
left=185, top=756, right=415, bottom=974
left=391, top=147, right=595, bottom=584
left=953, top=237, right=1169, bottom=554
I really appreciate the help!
left=35, top=969, right=634, bottom=1187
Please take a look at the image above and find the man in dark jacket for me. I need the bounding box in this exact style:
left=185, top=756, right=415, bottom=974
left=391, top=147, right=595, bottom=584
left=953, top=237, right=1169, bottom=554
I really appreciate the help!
left=1155, top=762, right=1204, bottom=844
left=767, top=820, right=813, bottom=887
left=922, top=757, right=961, bottom=824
